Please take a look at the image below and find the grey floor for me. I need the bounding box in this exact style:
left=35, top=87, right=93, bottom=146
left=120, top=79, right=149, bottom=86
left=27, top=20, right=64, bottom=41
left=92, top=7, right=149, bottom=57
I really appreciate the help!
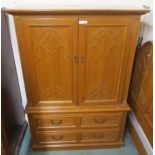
left=19, top=127, right=139, bottom=155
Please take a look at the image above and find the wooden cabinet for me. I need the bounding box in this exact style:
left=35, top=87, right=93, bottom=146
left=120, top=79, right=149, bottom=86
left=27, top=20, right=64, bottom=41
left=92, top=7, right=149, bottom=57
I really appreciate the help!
left=5, top=7, right=149, bottom=150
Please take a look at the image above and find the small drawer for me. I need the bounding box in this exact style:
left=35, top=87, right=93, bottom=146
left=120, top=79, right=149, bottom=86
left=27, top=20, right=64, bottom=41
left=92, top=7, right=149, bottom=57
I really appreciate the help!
left=36, top=131, right=77, bottom=144
left=32, top=115, right=77, bottom=130
left=80, top=113, right=122, bottom=128
left=80, top=129, right=119, bottom=143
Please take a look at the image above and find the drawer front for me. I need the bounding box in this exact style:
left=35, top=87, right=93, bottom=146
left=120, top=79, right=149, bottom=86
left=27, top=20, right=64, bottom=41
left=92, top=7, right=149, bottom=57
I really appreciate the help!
left=80, top=129, right=119, bottom=143
left=32, top=115, right=77, bottom=130
left=36, top=131, right=77, bottom=144
left=81, top=113, right=122, bottom=128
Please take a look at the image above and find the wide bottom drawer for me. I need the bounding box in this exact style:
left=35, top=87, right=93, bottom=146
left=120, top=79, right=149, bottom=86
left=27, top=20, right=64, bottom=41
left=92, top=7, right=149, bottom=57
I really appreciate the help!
left=80, top=129, right=119, bottom=143
left=36, top=131, right=77, bottom=145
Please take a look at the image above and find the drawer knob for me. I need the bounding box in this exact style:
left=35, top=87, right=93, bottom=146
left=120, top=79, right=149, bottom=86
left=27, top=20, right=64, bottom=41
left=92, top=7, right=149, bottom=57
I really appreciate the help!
left=52, top=135, right=63, bottom=140
left=51, top=120, right=62, bottom=125
left=94, top=133, right=104, bottom=139
left=94, top=118, right=105, bottom=124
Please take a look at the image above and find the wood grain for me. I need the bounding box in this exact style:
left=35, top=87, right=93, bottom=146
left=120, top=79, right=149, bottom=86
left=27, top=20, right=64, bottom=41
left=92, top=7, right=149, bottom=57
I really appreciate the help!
left=14, top=16, right=78, bottom=106
left=3, top=7, right=150, bottom=15
left=79, top=129, right=120, bottom=143
left=31, top=114, right=78, bottom=130
left=36, top=131, right=77, bottom=144
left=32, top=141, right=124, bottom=151
left=128, top=42, right=153, bottom=146
left=78, top=16, right=138, bottom=106
left=11, top=10, right=148, bottom=150
left=25, top=104, right=130, bottom=113
left=80, top=112, right=122, bottom=128
left=27, top=110, right=128, bottom=150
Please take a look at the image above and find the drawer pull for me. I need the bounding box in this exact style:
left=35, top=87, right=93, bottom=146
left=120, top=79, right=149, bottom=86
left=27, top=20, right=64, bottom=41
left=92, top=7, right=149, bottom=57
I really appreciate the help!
left=94, top=133, right=104, bottom=139
left=52, top=135, right=63, bottom=140
left=94, top=118, right=105, bottom=124
left=51, top=120, right=62, bottom=125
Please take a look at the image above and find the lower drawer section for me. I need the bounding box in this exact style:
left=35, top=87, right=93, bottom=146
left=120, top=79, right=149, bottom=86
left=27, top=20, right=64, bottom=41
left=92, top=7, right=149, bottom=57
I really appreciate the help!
left=34, top=129, right=120, bottom=146
left=27, top=105, right=129, bottom=150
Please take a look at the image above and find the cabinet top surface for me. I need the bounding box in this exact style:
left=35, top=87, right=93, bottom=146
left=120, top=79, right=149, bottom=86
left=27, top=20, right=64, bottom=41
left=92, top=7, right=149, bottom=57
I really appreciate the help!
left=3, top=5, right=149, bottom=15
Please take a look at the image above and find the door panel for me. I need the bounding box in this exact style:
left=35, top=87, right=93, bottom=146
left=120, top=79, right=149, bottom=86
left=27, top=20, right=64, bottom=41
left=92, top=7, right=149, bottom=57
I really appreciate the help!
left=78, top=17, right=131, bottom=105
left=15, top=17, right=78, bottom=106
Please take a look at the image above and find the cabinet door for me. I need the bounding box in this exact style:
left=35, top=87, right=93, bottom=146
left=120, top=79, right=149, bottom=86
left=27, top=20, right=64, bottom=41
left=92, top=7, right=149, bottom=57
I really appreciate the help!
left=78, top=16, right=134, bottom=105
left=15, top=16, right=78, bottom=106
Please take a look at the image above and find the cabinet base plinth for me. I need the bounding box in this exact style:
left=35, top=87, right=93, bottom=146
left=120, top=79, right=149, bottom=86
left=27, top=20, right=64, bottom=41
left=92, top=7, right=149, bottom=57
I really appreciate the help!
left=32, top=141, right=124, bottom=151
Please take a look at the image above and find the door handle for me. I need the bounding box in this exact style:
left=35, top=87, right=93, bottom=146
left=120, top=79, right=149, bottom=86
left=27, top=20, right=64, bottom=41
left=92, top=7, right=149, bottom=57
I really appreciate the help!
left=74, top=56, right=84, bottom=64
left=80, top=56, right=85, bottom=64
left=74, top=56, right=79, bottom=64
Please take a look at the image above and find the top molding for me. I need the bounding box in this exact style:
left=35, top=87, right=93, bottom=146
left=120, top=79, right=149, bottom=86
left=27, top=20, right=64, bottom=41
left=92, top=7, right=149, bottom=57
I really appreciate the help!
left=2, top=5, right=150, bottom=15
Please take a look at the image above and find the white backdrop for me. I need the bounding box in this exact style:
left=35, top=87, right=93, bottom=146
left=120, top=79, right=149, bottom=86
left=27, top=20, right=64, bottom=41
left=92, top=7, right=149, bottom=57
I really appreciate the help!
left=1, top=0, right=150, bottom=7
